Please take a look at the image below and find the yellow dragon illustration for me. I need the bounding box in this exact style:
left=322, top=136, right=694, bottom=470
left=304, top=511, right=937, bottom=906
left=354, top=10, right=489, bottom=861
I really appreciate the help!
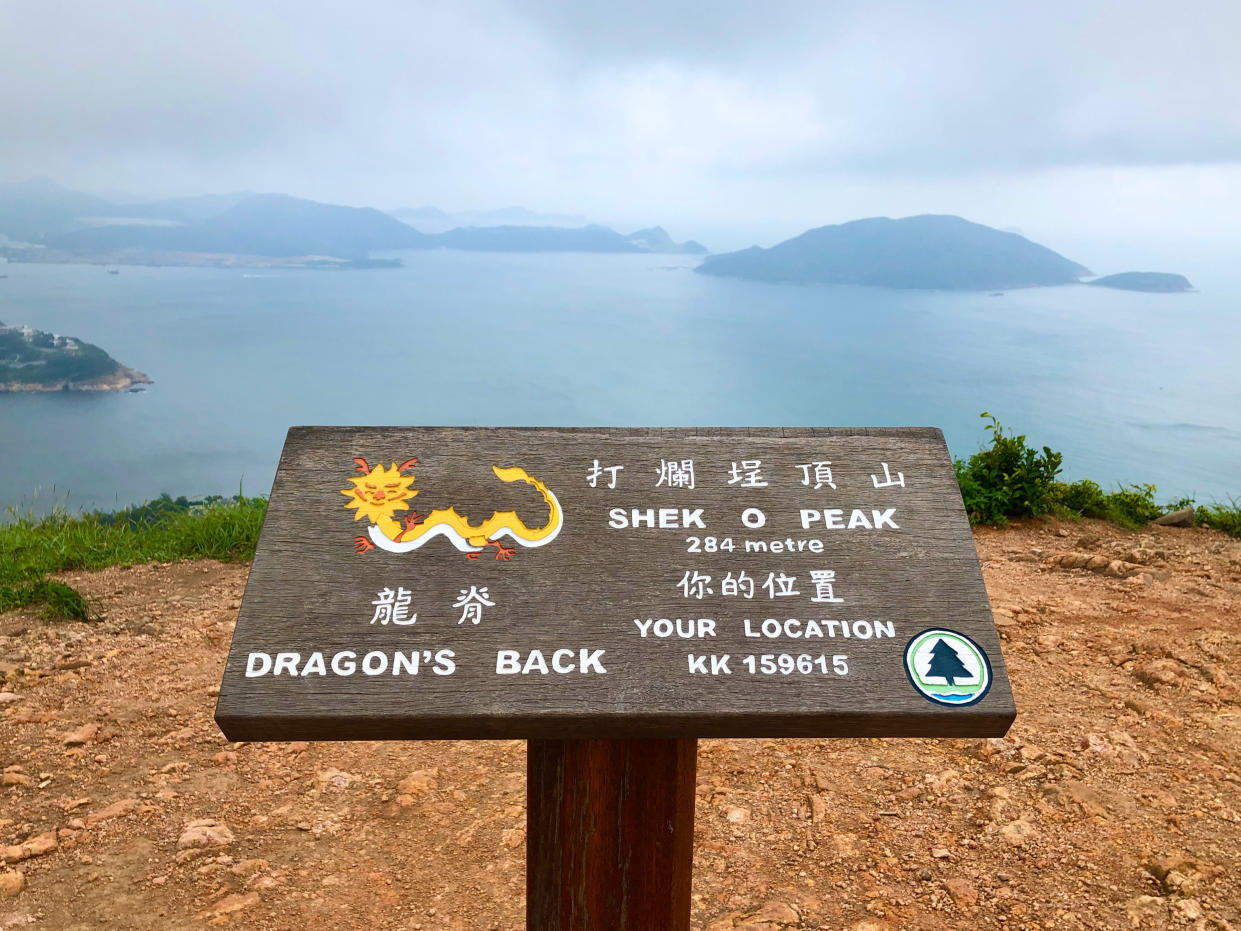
left=342, top=457, right=562, bottom=560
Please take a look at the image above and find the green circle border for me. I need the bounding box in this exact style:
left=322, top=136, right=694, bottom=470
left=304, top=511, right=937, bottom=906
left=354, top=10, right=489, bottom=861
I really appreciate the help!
left=903, top=628, right=993, bottom=708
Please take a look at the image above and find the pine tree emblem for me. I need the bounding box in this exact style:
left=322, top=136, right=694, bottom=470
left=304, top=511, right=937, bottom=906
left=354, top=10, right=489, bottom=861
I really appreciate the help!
left=903, top=629, right=992, bottom=707
left=924, top=638, right=973, bottom=685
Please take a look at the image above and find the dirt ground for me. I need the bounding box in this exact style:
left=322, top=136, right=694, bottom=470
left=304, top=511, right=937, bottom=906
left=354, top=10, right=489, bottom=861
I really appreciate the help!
left=2, top=519, right=1239, bottom=930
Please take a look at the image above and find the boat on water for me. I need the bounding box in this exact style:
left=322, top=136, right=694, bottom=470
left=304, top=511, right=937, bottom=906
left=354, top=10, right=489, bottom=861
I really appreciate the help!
left=106, top=268, right=120, bottom=275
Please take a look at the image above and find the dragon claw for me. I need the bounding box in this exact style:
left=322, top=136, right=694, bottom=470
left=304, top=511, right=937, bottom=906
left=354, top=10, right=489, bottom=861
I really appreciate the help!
left=354, top=535, right=375, bottom=555
left=402, top=511, right=426, bottom=531
left=491, top=542, right=516, bottom=561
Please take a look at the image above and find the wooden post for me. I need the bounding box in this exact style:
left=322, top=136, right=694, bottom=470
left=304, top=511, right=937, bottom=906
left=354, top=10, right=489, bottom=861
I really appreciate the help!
left=526, top=738, right=697, bottom=931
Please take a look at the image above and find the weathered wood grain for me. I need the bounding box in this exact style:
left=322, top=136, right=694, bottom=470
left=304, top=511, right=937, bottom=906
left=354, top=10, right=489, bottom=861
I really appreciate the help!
left=526, top=738, right=696, bottom=931
left=215, top=427, right=1015, bottom=740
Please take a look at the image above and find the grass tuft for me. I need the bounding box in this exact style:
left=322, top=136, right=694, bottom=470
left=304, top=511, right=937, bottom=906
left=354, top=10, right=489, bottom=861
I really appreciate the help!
left=1, top=493, right=266, bottom=620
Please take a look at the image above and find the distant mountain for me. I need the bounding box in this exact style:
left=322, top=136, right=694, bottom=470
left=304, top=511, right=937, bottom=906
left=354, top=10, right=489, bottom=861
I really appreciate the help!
left=0, top=177, right=114, bottom=242
left=151, top=191, right=256, bottom=223
left=3, top=180, right=705, bottom=262
left=625, top=226, right=708, bottom=255
left=430, top=224, right=706, bottom=254
left=457, top=206, right=589, bottom=227
left=696, top=215, right=1090, bottom=290
left=0, top=180, right=265, bottom=244
left=1086, top=272, right=1193, bottom=292
left=387, top=205, right=591, bottom=234
left=389, top=206, right=452, bottom=223
left=50, top=194, right=429, bottom=258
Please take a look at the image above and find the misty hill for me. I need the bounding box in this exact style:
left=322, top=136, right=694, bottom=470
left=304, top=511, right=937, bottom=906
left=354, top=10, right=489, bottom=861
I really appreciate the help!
left=696, top=215, right=1090, bottom=290
left=431, top=224, right=705, bottom=254
left=148, top=191, right=256, bottom=223
left=1086, top=272, right=1193, bottom=292
left=50, top=194, right=430, bottom=258
left=625, top=226, right=708, bottom=255
left=390, top=205, right=590, bottom=233
left=0, top=179, right=252, bottom=242
left=390, top=206, right=451, bottom=223
left=0, top=177, right=113, bottom=242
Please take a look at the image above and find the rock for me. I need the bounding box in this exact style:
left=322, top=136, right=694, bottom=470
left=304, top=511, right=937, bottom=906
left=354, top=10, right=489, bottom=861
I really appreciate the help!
left=944, top=877, right=979, bottom=909
left=230, top=858, right=270, bottom=877
left=1143, top=851, right=1219, bottom=893
left=1154, top=507, right=1195, bottom=527
left=724, top=805, right=750, bottom=824
left=62, top=723, right=98, bottom=746
left=197, top=891, right=260, bottom=920
left=1134, top=660, right=1182, bottom=688
left=84, top=798, right=137, bottom=827
left=0, top=692, right=23, bottom=703
left=1, top=772, right=31, bottom=788
left=1000, top=819, right=1036, bottom=847
left=1046, top=551, right=1144, bottom=578
left=808, top=794, right=829, bottom=823
left=931, top=846, right=951, bottom=859
left=832, top=832, right=858, bottom=858
left=396, top=769, right=438, bottom=798
left=748, top=901, right=800, bottom=924
left=709, top=900, right=801, bottom=930
left=1125, top=894, right=1163, bottom=925
left=1, top=830, right=57, bottom=863
left=1044, top=780, right=1110, bottom=818
left=0, top=869, right=24, bottom=897
left=176, top=818, right=235, bottom=861
left=1174, top=899, right=1203, bottom=921
left=313, top=768, right=356, bottom=792
left=1082, top=732, right=1115, bottom=755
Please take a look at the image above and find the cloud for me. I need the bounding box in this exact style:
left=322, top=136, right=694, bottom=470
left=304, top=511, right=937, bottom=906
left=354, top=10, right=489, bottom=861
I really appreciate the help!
left=1, top=0, right=1238, bottom=242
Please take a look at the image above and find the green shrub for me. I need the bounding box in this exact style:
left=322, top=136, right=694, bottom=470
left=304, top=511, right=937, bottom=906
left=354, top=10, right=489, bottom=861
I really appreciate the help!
left=1101, top=483, right=1163, bottom=529
left=1197, top=500, right=1241, bottom=538
left=954, top=413, right=1063, bottom=526
left=1049, top=479, right=1108, bottom=518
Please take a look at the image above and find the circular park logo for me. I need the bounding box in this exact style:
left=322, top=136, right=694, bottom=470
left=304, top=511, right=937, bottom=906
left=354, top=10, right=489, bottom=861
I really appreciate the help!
left=903, top=628, right=993, bottom=707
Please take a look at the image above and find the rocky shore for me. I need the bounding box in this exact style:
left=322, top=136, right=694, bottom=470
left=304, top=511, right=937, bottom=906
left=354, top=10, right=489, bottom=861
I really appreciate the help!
left=0, top=363, right=152, bottom=393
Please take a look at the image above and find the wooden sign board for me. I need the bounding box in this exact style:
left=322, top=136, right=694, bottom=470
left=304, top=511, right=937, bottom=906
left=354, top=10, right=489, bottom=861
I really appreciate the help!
left=215, top=427, right=1015, bottom=741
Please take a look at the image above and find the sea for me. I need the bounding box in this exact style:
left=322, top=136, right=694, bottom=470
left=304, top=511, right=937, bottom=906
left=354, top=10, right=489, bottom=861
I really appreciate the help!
left=1, top=250, right=1238, bottom=516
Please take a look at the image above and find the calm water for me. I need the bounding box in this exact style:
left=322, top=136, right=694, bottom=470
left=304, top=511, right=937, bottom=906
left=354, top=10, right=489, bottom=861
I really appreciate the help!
left=1, top=251, right=1238, bottom=515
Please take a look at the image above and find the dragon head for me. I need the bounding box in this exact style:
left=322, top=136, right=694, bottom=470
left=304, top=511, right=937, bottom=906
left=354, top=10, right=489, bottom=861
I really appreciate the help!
left=341, top=457, right=419, bottom=523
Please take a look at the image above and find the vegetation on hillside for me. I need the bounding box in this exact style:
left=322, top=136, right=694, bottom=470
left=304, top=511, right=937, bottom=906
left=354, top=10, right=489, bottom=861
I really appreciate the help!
left=0, top=324, right=123, bottom=386
left=955, top=412, right=1240, bottom=534
left=0, top=494, right=265, bottom=621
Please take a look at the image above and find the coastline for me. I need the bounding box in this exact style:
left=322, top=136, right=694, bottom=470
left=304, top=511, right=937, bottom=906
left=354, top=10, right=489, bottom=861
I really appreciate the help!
left=0, top=364, right=153, bottom=393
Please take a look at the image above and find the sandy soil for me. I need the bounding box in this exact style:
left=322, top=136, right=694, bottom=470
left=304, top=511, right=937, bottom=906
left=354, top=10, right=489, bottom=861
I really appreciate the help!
left=2, top=519, right=1239, bottom=930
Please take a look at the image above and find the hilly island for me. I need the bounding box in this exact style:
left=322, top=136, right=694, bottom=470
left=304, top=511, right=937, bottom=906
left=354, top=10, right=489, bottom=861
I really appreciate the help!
left=0, top=322, right=150, bottom=392
left=696, top=214, right=1091, bottom=290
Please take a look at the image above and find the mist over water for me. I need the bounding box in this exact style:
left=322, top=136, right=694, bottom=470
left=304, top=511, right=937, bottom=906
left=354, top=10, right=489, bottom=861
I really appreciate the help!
left=1, top=250, right=1238, bottom=515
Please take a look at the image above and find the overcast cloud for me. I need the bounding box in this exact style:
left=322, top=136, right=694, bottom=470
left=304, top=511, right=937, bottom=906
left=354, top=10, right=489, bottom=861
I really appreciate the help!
left=3, top=0, right=1239, bottom=254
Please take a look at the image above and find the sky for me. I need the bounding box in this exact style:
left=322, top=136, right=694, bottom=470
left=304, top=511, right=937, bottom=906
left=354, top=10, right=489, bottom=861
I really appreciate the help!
left=3, top=0, right=1240, bottom=257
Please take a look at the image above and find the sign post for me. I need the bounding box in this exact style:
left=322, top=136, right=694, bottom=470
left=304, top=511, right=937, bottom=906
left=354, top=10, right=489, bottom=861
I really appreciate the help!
left=216, top=427, right=1015, bottom=929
